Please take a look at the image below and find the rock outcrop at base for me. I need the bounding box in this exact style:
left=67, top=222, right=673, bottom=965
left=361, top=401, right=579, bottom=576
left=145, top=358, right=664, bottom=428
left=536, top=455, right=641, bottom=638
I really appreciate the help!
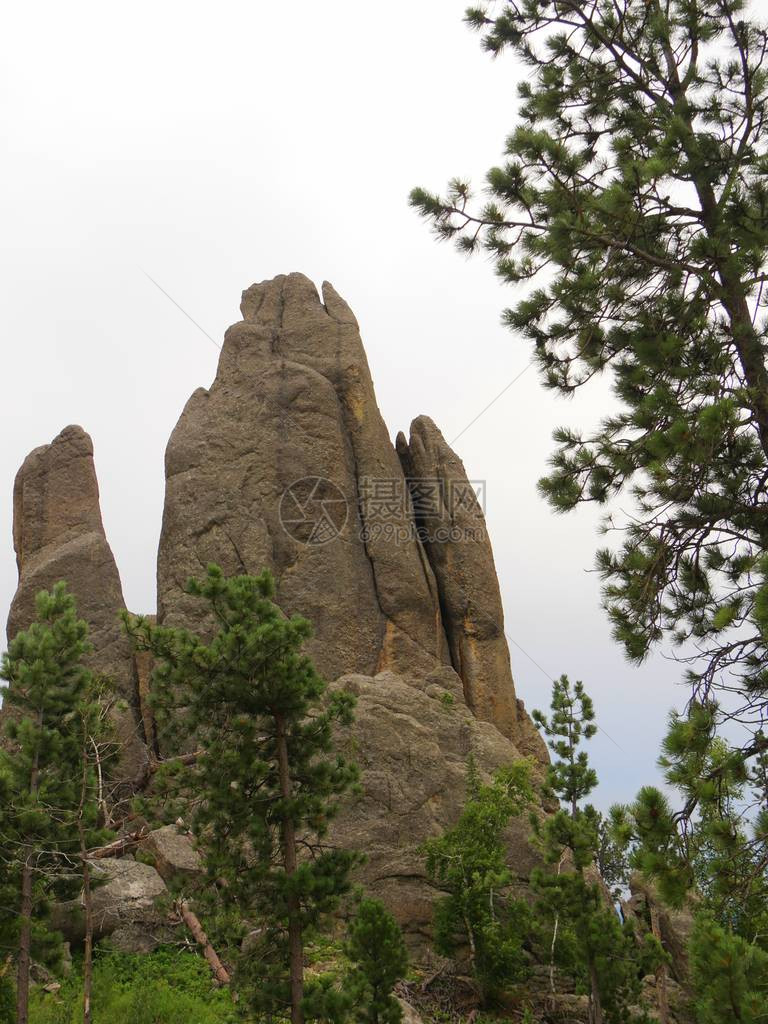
left=329, top=669, right=543, bottom=941
left=3, top=425, right=146, bottom=772
left=52, top=856, right=169, bottom=951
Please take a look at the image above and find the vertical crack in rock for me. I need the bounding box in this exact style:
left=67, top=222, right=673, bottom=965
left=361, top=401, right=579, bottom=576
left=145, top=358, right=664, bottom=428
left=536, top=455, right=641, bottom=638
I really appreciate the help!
left=397, top=416, right=547, bottom=761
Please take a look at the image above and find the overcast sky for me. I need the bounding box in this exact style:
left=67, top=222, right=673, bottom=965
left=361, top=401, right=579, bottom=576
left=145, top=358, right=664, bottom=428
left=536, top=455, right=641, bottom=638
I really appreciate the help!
left=0, top=0, right=686, bottom=807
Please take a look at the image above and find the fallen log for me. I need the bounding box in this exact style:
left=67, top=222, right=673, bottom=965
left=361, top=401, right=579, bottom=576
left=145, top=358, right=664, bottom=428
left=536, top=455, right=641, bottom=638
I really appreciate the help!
left=85, top=827, right=149, bottom=860
left=177, top=900, right=231, bottom=987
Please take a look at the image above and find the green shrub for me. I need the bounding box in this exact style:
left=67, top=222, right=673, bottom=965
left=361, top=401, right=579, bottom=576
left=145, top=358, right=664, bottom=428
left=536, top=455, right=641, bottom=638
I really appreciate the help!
left=30, top=949, right=238, bottom=1024
left=690, top=914, right=768, bottom=1023
left=346, top=898, right=408, bottom=1024
left=134, top=849, right=158, bottom=868
left=0, top=975, right=13, bottom=1024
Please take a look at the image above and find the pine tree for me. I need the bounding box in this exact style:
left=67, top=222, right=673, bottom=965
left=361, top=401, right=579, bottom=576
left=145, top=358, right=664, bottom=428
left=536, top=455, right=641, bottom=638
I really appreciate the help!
left=532, top=676, right=658, bottom=1024
left=346, top=898, right=409, bottom=1024
left=0, top=584, right=95, bottom=1024
left=73, top=679, right=118, bottom=1024
left=532, top=676, right=597, bottom=819
left=612, top=702, right=768, bottom=941
left=689, top=914, right=768, bottom=1022
left=610, top=700, right=768, bottom=1023
left=411, top=1, right=768, bottom=758
left=423, top=761, right=533, bottom=1005
left=125, top=566, right=360, bottom=1024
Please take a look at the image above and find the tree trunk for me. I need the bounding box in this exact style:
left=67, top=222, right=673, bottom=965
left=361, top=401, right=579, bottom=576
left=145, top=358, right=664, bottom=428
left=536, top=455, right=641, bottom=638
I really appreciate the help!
left=588, top=959, right=603, bottom=1024
left=15, top=859, right=33, bottom=1024
left=177, top=901, right=231, bottom=986
left=648, top=36, right=768, bottom=471
left=275, top=714, right=304, bottom=1024
left=82, top=857, right=93, bottom=1024
left=17, top=725, right=41, bottom=1024
left=676, top=105, right=768, bottom=468
left=649, top=905, right=669, bottom=1024
left=461, top=911, right=483, bottom=1005
left=86, top=828, right=148, bottom=860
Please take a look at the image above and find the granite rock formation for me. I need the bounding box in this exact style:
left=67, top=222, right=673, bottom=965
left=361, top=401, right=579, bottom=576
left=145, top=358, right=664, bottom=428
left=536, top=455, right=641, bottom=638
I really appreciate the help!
left=397, top=416, right=546, bottom=762
left=157, top=273, right=447, bottom=684
left=3, top=425, right=146, bottom=772
left=52, top=856, right=169, bottom=950
left=328, top=669, right=542, bottom=940
left=3, top=273, right=548, bottom=948
left=157, top=272, right=540, bottom=754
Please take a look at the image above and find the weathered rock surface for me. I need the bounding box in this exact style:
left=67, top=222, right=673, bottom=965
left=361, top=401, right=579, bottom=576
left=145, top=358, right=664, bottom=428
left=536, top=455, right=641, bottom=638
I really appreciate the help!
left=144, top=824, right=203, bottom=882
left=157, top=273, right=448, bottom=685
left=52, top=857, right=167, bottom=945
left=157, top=273, right=540, bottom=755
left=328, top=671, right=544, bottom=943
left=5, top=274, right=551, bottom=962
left=3, top=425, right=146, bottom=771
left=398, top=417, right=546, bottom=759
left=90, top=857, right=167, bottom=932
left=395, top=997, right=424, bottom=1024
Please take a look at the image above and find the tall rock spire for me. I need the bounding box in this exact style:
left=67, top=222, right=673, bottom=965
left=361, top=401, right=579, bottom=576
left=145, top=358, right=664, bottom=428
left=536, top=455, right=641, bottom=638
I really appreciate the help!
left=4, top=425, right=146, bottom=769
left=397, top=417, right=546, bottom=761
left=157, top=273, right=449, bottom=682
left=157, top=273, right=543, bottom=759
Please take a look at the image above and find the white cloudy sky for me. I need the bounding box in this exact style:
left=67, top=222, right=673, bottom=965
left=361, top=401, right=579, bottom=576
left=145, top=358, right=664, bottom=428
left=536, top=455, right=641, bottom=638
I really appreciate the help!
left=0, top=0, right=686, bottom=806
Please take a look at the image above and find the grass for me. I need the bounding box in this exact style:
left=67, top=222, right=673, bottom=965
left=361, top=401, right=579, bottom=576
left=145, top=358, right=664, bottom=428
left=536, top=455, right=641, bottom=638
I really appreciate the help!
left=29, top=949, right=238, bottom=1024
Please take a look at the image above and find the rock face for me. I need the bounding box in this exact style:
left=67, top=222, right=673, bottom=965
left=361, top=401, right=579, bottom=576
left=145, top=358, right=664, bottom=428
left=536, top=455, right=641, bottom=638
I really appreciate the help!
left=3, top=425, right=146, bottom=771
left=329, top=670, right=544, bottom=942
left=624, top=875, right=697, bottom=986
left=5, top=273, right=549, bottom=953
left=89, top=858, right=168, bottom=938
left=397, top=417, right=546, bottom=761
left=52, top=857, right=168, bottom=946
left=156, top=272, right=539, bottom=755
left=144, top=824, right=203, bottom=883
left=157, top=273, right=447, bottom=685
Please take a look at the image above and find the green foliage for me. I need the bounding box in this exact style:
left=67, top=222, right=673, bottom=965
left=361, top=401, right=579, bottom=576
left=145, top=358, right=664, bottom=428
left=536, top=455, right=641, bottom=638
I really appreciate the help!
left=594, top=814, right=631, bottom=904
left=29, top=950, right=238, bottom=1024
left=0, top=584, right=93, bottom=869
left=0, top=976, right=13, bottom=1024
left=346, top=898, right=408, bottom=1024
left=412, top=0, right=768, bottom=760
left=532, top=676, right=601, bottom=871
left=423, top=761, right=534, bottom=1004
left=532, top=872, right=657, bottom=1024
left=302, top=973, right=353, bottom=1024
left=611, top=703, right=768, bottom=943
left=532, top=676, right=658, bottom=1022
left=0, top=584, right=109, bottom=1000
left=689, top=914, right=768, bottom=1023
left=532, top=675, right=597, bottom=817
left=125, top=566, right=360, bottom=1021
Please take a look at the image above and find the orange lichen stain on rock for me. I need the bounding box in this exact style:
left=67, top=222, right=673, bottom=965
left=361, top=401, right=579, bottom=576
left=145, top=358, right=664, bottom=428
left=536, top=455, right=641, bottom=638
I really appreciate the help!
left=375, top=619, right=398, bottom=674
